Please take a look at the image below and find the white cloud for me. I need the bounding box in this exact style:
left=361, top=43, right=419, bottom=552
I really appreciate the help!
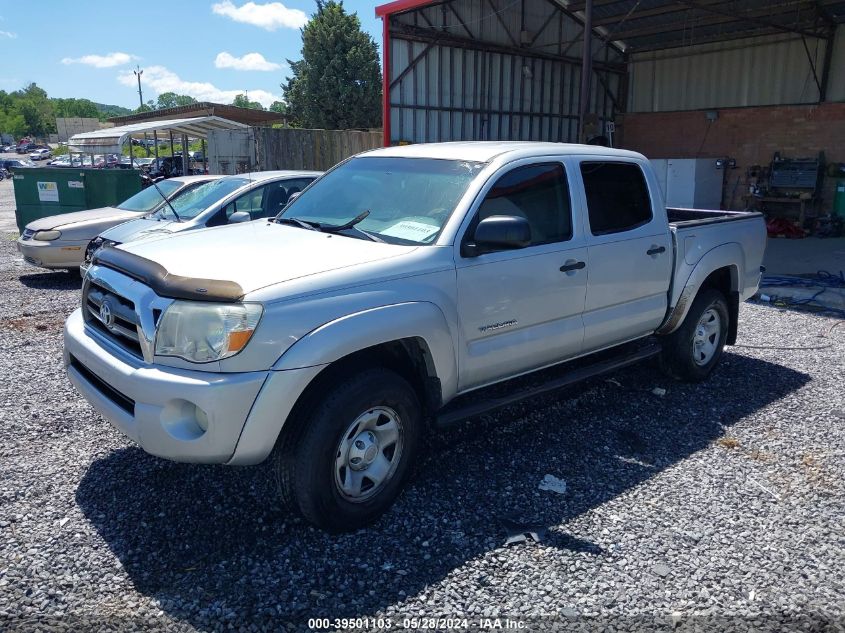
left=62, top=52, right=136, bottom=68
left=117, top=65, right=282, bottom=107
left=0, top=30, right=17, bottom=39
left=214, top=51, right=283, bottom=71
left=211, top=0, right=307, bottom=31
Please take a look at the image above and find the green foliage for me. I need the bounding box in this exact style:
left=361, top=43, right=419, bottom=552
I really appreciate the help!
left=93, top=102, right=133, bottom=120
left=52, top=98, right=100, bottom=119
left=232, top=94, right=266, bottom=110
left=156, top=92, right=198, bottom=109
left=0, top=83, right=134, bottom=138
left=269, top=101, right=288, bottom=114
left=283, top=0, right=381, bottom=129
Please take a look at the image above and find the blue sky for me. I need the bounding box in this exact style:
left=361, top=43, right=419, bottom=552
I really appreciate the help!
left=0, top=1, right=383, bottom=108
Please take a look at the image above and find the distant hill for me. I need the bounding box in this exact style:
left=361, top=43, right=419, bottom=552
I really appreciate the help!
left=93, top=102, right=133, bottom=120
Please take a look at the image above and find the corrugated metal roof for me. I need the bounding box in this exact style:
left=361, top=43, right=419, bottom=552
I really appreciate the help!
left=570, top=0, right=844, bottom=52
left=379, top=0, right=844, bottom=53
left=68, top=116, right=249, bottom=154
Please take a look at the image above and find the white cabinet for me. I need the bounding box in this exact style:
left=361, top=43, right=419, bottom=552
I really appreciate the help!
left=649, top=158, right=723, bottom=209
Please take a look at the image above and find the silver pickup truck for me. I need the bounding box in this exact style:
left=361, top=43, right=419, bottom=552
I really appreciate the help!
left=63, top=142, right=767, bottom=532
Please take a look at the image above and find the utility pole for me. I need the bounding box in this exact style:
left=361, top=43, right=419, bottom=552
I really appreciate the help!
left=133, top=65, right=144, bottom=109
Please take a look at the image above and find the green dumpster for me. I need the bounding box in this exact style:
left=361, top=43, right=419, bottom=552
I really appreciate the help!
left=12, top=168, right=141, bottom=233
left=834, top=180, right=845, bottom=217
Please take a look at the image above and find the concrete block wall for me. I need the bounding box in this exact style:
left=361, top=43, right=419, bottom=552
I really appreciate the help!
left=618, top=102, right=845, bottom=212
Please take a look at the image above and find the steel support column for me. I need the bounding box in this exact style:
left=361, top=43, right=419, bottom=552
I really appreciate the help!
left=578, top=0, right=593, bottom=142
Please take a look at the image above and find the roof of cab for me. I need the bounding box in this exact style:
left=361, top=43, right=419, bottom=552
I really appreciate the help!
left=226, top=170, right=323, bottom=181
left=362, top=141, right=646, bottom=163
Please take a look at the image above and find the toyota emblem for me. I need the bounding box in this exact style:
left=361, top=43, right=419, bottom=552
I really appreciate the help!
left=99, top=301, right=115, bottom=328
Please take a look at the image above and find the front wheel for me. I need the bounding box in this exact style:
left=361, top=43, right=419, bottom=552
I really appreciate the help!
left=659, top=288, right=729, bottom=382
left=277, top=367, right=422, bottom=532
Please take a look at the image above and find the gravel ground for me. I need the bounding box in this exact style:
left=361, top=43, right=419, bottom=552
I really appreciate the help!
left=0, top=236, right=843, bottom=632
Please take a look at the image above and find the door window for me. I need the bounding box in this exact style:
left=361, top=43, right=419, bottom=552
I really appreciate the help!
left=472, top=163, right=572, bottom=248
left=580, top=162, right=652, bottom=235
left=263, top=178, right=314, bottom=218
left=223, top=185, right=267, bottom=221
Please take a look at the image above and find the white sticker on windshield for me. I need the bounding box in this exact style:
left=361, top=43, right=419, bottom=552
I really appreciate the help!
left=380, top=221, right=439, bottom=241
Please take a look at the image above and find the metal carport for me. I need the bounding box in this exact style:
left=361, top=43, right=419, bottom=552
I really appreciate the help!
left=67, top=116, right=249, bottom=155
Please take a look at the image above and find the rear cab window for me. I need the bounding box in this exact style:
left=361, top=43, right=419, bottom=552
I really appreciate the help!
left=579, top=162, right=652, bottom=235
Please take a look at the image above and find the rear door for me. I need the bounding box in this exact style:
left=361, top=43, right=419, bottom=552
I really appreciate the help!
left=576, top=160, right=672, bottom=351
left=455, top=160, right=588, bottom=390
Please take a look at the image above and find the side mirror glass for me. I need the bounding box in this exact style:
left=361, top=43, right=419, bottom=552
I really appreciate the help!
left=229, top=211, right=251, bottom=223
left=468, top=215, right=531, bottom=255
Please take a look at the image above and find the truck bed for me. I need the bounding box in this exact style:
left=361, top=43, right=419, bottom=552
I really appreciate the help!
left=664, top=206, right=767, bottom=320
left=667, top=207, right=762, bottom=227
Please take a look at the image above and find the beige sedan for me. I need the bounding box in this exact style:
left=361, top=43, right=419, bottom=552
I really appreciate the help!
left=17, top=175, right=221, bottom=270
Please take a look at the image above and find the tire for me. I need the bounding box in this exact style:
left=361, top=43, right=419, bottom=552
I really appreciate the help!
left=659, top=288, right=729, bottom=382
left=277, top=367, right=422, bottom=532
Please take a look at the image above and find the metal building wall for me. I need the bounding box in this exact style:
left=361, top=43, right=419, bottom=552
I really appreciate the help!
left=628, top=28, right=843, bottom=112
left=387, top=0, right=625, bottom=144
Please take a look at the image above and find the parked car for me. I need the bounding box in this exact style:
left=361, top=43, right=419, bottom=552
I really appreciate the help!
left=64, top=142, right=766, bottom=532
left=30, top=148, right=53, bottom=161
left=16, top=175, right=223, bottom=271
left=17, top=142, right=38, bottom=154
left=1, top=158, right=36, bottom=171
left=89, top=170, right=319, bottom=252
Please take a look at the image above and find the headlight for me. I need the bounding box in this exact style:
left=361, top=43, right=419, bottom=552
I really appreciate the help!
left=85, top=236, right=114, bottom=263
left=33, top=230, right=61, bottom=241
left=154, top=301, right=263, bottom=363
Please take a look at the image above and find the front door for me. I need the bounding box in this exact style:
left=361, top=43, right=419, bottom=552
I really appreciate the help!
left=455, top=161, right=588, bottom=390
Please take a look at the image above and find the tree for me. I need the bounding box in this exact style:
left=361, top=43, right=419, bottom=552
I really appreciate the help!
left=156, top=92, right=198, bottom=109
left=269, top=100, right=288, bottom=114
left=231, top=94, right=266, bottom=110
left=283, top=1, right=381, bottom=129
left=0, top=110, right=27, bottom=138
left=52, top=98, right=100, bottom=119
left=13, top=83, right=56, bottom=136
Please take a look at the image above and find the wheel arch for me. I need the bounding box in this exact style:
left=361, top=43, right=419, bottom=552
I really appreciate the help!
left=658, top=243, right=743, bottom=342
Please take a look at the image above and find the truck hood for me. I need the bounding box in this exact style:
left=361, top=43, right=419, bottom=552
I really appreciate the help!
left=27, top=207, right=141, bottom=232
left=118, top=221, right=418, bottom=296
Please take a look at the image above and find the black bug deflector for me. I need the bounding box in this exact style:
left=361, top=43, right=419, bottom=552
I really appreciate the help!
left=92, top=246, right=245, bottom=302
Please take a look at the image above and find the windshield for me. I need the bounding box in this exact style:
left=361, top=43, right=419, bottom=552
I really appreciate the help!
left=165, top=177, right=249, bottom=220
left=279, top=157, right=484, bottom=245
left=118, top=180, right=182, bottom=212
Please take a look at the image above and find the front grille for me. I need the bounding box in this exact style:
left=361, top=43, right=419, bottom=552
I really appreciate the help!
left=21, top=229, right=35, bottom=241
left=82, top=281, right=144, bottom=358
left=69, top=355, right=135, bottom=415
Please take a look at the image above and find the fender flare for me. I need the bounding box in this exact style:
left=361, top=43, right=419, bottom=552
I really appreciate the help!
left=273, top=301, right=459, bottom=402
left=658, top=243, right=743, bottom=336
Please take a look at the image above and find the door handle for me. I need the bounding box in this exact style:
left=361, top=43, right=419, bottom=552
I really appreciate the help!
left=560, top=260, right=586, bottom=273
left=647, top=245, right=666, bottom=256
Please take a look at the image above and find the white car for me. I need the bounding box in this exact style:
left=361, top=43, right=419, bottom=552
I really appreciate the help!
left=64, top=142, right=767, bottom=532
left=30, top=148, right=53, bottom=161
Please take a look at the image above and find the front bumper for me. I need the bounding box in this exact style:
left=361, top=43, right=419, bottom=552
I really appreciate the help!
left=63, top=308, right=324, bottom=465
left=17, top=237, right=87, bottom=269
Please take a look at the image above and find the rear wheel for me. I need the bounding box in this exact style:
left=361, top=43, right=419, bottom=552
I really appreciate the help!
left=660, top=288, right=729, bottom=382
left=276, top=367, right=422, bottom=532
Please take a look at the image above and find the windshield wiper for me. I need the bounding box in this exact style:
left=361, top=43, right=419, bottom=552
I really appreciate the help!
left=274, top=210, right=382, bottom=242
left=149, top=180, right=181, bottom=222
left=321, top=210, right=370, bottom=233
left=273, top=217, right=321, bottom=231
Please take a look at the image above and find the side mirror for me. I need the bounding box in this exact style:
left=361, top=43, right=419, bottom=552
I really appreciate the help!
left=466, top=215, right=531, bottom=256
left=229, top=211, right=251, bottom=223
left=286, top=191, right=302, bottom=206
